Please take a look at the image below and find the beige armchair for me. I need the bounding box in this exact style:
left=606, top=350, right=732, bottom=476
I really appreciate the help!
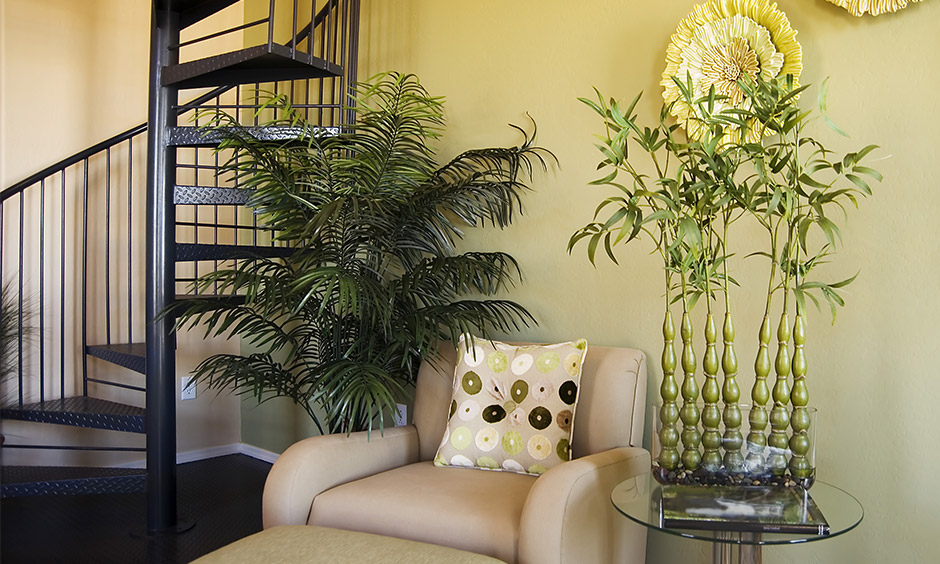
left=262, top=344, right=651, bottom=564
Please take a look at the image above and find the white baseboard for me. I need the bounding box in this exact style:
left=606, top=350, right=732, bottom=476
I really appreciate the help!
left=114, top=443, right=279, bottom=468
left=235, top=442, right=280, bottom=463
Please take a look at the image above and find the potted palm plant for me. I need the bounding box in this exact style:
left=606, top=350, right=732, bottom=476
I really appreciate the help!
left=176, top=72, right=552, bottom=434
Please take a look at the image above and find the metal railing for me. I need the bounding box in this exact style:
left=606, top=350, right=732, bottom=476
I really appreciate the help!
left=0, top=0, right=358, bottom=416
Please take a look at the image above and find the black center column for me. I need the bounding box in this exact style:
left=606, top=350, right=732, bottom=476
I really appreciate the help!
left=144, top=0, right=181, bottom=534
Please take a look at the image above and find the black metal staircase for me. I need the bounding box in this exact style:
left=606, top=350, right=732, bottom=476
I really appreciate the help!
left=0, top=0, right=359, bottom=533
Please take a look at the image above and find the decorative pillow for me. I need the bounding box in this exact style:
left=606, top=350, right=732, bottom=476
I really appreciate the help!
left=433, top=334, right=588, bottom=476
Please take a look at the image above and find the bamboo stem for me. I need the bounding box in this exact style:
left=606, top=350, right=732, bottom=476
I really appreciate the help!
left=658, top=308, right=680, bottom=470
left=788, top=313, right=813, bottom=481
left=701, top=313, right=721, bottom=471
left=768, top=312, right=791, bottom=476
left=746, top=315, right=772, bottom=472
left=721, top=311, right=743, bottom=471
left=679, top=284, right=701, bottom=471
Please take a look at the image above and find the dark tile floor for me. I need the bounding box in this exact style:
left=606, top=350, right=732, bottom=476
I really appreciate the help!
left=0, top=454, right=271, bottom=563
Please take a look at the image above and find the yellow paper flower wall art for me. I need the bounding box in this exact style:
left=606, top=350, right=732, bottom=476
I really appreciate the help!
left=825, top=0, right=923, bottom=17
left=662, top=0, right=802, bottom=143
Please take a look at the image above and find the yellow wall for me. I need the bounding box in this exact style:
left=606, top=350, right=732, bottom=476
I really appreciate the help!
left=357, top=1, right=940, bottom=562
left=0, top=0, right=246, bottom=463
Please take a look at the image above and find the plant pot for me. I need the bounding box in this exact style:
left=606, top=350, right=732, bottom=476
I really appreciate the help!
left=651, top=402, right=817, bottom=489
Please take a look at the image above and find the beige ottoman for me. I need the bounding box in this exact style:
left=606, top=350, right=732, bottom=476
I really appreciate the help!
left=192, top=525, right=508, bottom=563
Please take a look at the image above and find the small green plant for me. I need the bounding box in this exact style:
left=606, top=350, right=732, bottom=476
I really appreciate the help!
left=1, top=281, right=35, bottom=407
left=176, top=72, right=553, bottom=434
left=571, top=74, right=882, bottom=485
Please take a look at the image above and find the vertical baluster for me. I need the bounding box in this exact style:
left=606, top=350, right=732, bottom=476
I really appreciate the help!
left=768, top=313, right=791, bottom=476
left=746, top=315, right=771, bottom=473
left=291, top=0, right=299, bottom=56
left=60, top=171, right=66, bottom=398
left=721, top=311, right=743, bottom=472
left=338, top=0, right=348, bottom=127
left=128, top=138, right=134, bottom=344
left=346, top=0, right=360, bottom=128
left=267, top=0, right=276, bottom=50
left=214, top=94, right=221, bottom=297
left=679, top=310, right=701, bottom=473
left=82, top=158, right=89, bottom=395
left=40, top=179, right=46, bottom=402
left=105, top=148, right=112, bottom=344
left=307, top=0, right=315, bottom=60
left=318, top=3, right=327, bottom=126
left=327, top=0, right=335, bottom=66
left=789, top=314, right=813, bottom=483
left=701, top=313, right=721, bottom=472
left=658, top=310, right=680, bottom=473
left=18, top=192, right=25, bottom=405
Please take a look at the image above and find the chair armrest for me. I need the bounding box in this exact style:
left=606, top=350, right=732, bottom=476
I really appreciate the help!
left=262, top=425, right=420, bottom=528
left=518, top=446, right=651, bottom=564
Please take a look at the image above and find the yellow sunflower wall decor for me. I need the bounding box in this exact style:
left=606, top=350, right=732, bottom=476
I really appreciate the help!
left=825, top=0, right=923, bottom=17
left=662, top=0, right=802, bottom=143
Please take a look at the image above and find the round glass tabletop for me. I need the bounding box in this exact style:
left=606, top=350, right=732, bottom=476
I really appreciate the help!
left=611, top=473, right=863, bottom=545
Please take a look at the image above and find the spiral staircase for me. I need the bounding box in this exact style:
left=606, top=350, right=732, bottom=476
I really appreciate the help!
left=0, top=0, right=359, bottom=532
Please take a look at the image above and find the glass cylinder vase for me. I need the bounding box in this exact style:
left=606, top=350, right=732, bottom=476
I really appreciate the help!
left=651, top=402, right=817, bottom=489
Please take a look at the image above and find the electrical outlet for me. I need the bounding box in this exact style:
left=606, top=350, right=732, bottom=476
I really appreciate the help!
left=394, top=403, right=407, bottom=426
left=181, top=376, right=197, bottom=400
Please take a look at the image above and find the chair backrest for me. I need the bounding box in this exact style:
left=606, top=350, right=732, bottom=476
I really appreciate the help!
left=412, top=343, right=648, bottom=462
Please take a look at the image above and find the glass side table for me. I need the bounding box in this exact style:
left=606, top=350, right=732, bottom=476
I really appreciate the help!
left=611, top=473, right=863, bottom=564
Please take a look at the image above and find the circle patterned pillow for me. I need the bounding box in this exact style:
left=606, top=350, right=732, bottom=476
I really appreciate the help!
left=434, top=335, right=588, bottom=476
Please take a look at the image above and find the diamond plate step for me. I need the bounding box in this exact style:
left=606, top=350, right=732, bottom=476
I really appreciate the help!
left=1, top=466, right=146, bottom=498
left=86, top=343, right=146, bottom=374
left=167, top=125, right=336, bottom=147
left=174, top=185, right=252, bottom=205
left=175, top=243, right=293, bottom=262
left=0, top=398, right=146, bottom=434
left=162, top=44, right=342, bottom=89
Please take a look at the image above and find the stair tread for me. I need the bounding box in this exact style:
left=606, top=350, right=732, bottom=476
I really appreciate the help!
left=167, top=125, right=336, bottom=147
left=162, top=44, right=342, bottom=89
left=86, top=343, right=146, bottom=375
left=1, top=397, right=146, bottom=434
left=1, top=465, right=145, bottom=483
left=174, top=185, right=252, bottom=205
left=0, top=466, right=146, bottom=498
left=176, top=242, right=294, bottom=261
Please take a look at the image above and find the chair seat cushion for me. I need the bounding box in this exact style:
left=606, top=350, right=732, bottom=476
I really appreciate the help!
left=310, top=461, right=537, bottom=563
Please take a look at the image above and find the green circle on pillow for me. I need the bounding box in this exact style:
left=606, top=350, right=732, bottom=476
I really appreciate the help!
left=477, top=456, right=499, bottom=469
left=503, top=400, right=517, bottom=413
left=487, top=351, right=509, bottom=373
left=450, top=426, right=472, bottom=450
left=482, top=404, right=507, bottom=423
left=536, top=352, right=560, bottom=373
left=556, top=438, right=570, bottom=461
left=449, top=399, right=457, bottom=419
left=511, top=379, right=529, bottom=402
left=528, top=464, right=548, bottom=475
left=559, top=380, right=578, bottom=405
left=528, top=406, right=552, bottom=430
left=462, top=371, right=482, bottom=395
left=502, top=431, right=524, bottom=455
